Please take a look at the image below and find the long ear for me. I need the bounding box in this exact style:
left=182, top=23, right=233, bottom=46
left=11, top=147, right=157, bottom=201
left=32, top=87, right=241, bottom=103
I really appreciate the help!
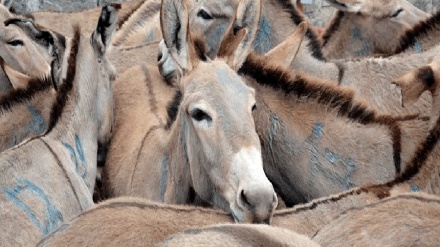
left=392, top=66, right=435, bottom=107
left=160, top=0, right=191, bottom=72
left=1, top=0, right=13, bottom=9
left=265, top=21, right=307, bottom=67
left=2, top=63, right=32, bottom=89
left=217, top=0, right=262, bottom=70
left=92, top=4, right=120, bottom=54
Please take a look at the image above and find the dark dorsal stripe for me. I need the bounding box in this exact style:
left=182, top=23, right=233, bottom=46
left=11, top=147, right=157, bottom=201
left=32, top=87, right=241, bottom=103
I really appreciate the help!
left=45, top=26, right=80, bottom=134
left=117, top=0, right=145, bottom=29
left=321, top=11, right=344, bottom=47
left=277, top=0, right=325, bottom=60
left=395, top=10, right=440, bottom=54
left=165, top=89, right=182, bottom=130
left=0, top=69, right=52, bottom=115
left=239, top=53, right=409, bottom=175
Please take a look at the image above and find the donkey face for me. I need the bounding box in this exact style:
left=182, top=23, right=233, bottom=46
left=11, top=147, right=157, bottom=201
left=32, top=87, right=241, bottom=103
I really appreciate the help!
left=162, top=0, right=277, bottom=223
left=0, top=22, right=51, bottom=82
left=327, top=0, right=428, bottom=28
left=188, top=0, right=238, bottom=58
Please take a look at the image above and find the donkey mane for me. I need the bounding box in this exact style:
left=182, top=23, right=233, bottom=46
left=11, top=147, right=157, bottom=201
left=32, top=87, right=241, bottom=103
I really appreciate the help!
left=321, top=11, right=344, bottom=47
left=276, top=0, right=324, bottom=60
left=45, top=26, right=80, bottom=133
left=165, top=90, right=182, bottom=130
left=394, top=10, right=440, bottom=54
left=390, top=115, right=440, bottom=184
left=239, top=53, right=416, bottom=173
left=117, top=0, right=144, bottom=29
left=0, top=63, right=52, bottom=114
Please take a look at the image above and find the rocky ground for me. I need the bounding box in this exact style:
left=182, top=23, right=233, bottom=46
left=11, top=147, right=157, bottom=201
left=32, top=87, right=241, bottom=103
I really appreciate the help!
left=9, top=0, right=439, bottom=27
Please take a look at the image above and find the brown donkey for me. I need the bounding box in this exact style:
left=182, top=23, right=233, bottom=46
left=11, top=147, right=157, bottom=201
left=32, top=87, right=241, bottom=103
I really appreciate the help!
left=104, top=0, right=278, bottom=224
left=0, top=5, right=118, bottom=246
left=321, top=0, right=429, bottom=59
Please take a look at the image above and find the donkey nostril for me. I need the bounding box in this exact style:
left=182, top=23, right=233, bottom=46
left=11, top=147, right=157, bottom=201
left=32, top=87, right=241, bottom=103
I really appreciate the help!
left=240, top=190, right=251, bottom=209
left=157, top=51, right=163, bottom=62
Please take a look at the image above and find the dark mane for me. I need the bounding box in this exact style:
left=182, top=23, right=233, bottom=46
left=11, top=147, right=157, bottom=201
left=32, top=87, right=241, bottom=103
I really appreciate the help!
left=394, top=10, right=440, bottom=54
left=0, top=73, right=52, bottom=115
left=276, top=0, right=325, bottom=60
left=321, top=11, right=344, bottom=46
left=239, top=53, right=413, bottom=175
left=117, top=0, right=144, bottom=29
left=165, top=90, right=182, bottom=130
left=45, top=26, right=80, bottom=133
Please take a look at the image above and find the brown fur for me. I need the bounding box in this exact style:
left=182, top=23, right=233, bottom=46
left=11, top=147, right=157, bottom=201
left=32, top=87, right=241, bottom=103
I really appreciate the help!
left=394, top=10, right=440, bottom=54
left=313, top=193, right=440, bottom=247
left=29, top=0, right=143, bottom=38
left=0, top=6, right=118, bottom=245
left=158, top=224, right=320, bottom=247
left=322, top=0, right=429, bottom=59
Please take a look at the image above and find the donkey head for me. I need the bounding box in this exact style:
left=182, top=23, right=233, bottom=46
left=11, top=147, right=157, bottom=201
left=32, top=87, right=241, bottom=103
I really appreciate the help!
left=161, top=0, right=277, bottom=224
left=0, top=20, right=53, bottom=86
left=4, top=18, right=67, bottom=87
left=326, top=0, right=429, bottom=27
left=188, top=0, right=245, bottom=58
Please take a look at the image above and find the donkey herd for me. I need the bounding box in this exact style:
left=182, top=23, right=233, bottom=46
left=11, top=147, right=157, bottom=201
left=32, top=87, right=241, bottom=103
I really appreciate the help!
left=0, top=0, right=440, bottom=245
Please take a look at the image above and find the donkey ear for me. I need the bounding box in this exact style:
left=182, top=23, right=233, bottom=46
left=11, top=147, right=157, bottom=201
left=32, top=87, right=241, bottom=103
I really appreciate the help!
left=217, top=0, right=262, bottom=70
left=265, top=21, right=307, bottom=67
left=160, top=0, right=192, bottom=71
left=93, top=4, right=120, bottom=54
left=1, top=0, right=13, bottom=9
left=392, top=66, right=435, bottom=107
left=2, top=63, right=32, bottom=90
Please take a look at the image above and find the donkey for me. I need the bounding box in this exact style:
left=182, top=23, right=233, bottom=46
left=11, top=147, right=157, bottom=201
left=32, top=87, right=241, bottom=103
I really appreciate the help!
left=312, top=193, right=440, bottom=247
left=104, top=0, right=278, bottom=224
left=0, top=18, right=70, bottom=153
left=321, top=0, right=429, bottom=59
left=0, top=4, right=118, bottom=245
left=157, top=224, right=320, bottom=247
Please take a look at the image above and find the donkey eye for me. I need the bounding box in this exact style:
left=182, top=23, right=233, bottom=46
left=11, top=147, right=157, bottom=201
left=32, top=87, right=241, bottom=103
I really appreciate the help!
left=197, top=9, right=213, bottom=20
left=390, top=8, right=403, bottom=18
left=252, top=104, right=257, bottom=112
left=7, top=40, right=24, bottom=46
left=190, top=108, right=212, bottom=122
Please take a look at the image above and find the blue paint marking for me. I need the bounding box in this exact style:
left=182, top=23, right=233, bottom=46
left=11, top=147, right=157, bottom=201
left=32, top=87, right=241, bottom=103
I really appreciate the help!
left=412, top=40, right=422, bottom=53
left=294, top=122, right=357, bottom=189
left=159, top=155, right=169, bottom=201
left=352, top=26, right=371, bottom=57
left=253, top=17, right=272, bottom=54
left=3, top=180, right=63, bottom=236
left=146, top=29, right=155, bottom=42
left=24, top=104, right=47, bottom=136
left=12, top=126, right=18, bottom=146
left=410, top=184, right=420, bottom=192
left=62, top=134, right=87, bottom=180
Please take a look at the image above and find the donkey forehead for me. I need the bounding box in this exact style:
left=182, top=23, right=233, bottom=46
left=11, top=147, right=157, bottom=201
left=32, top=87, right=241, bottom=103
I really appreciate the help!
left=190, top=0, right=237, bottom=17
left=185, top=63, right=255, bottom=105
